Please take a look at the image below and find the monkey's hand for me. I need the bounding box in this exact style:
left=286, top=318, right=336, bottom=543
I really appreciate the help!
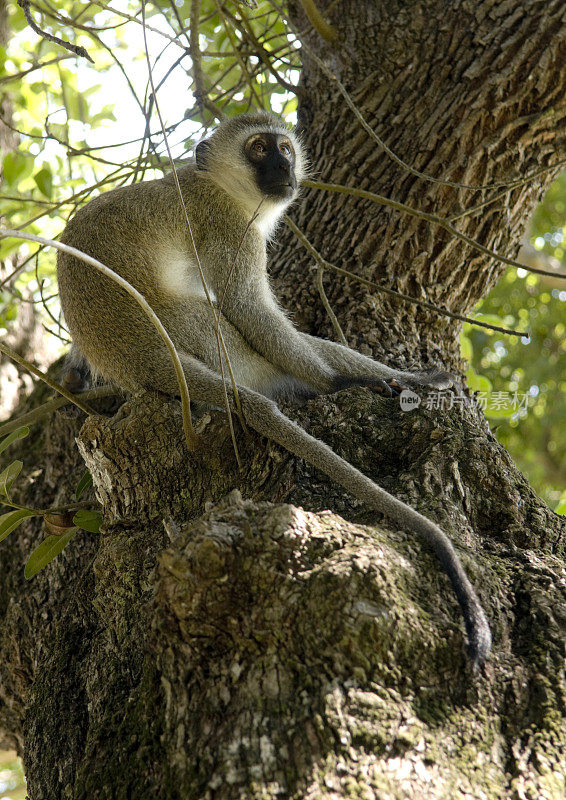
left=364, top=369, right=454, bottom=398
left=407, top=368, right=455, bottom=391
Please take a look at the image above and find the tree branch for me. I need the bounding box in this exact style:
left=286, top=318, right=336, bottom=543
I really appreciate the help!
left=0, top=339, right=95, bottom=416
left=17, top=0, right=94, bottom=63
left=298, top=0, right=338, bottom=43
left=285, top=215, right=527, bottom=337
left=303, top=179, right=566, bottom=282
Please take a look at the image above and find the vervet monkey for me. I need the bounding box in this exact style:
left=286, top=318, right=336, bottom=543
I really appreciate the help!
left=57, top=112, right=491, bottom=665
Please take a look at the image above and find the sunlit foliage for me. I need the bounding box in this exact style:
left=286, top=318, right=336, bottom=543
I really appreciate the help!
left=0, top=749, right=26, bottom=799
left=1, top=0, right=299, bottom=340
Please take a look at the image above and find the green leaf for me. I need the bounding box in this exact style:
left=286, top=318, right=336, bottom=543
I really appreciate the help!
left=0, top=508, right=35, bottom=543
left=2, top=152, right=29, bottom=185
left=0, top=426, right=29, bottom=455
left=0, top=236, right=22, bottom=261
left=483, top=404, right=517, bottom=420
left=472, top=312, right=512, bottom=327
left=34, top=166, right=53, bottom=198
left=66, top=89, right=86, bottom=123
left=0, top=461, right=23, bottom=496
left=466, top=368, right=492, bottom=394
left=460, top=334, right=472, bottom=362
left=73, top=509, right=102, bottom=533
left=24, top=527, right=79, bottom=579
left=75, top=471, right=93, bottom=501
left=48, top=122, right=69, bottom=142
left=91, top=105, right=116, bottom=126
left=10, top=5, right=28, bottom=32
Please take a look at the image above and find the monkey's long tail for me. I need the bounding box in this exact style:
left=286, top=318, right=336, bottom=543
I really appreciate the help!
left=245, top=395, right=492, bottom=666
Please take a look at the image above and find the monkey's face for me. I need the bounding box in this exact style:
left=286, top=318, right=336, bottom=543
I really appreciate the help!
left=243, top=133, right=297, bottom=200
left=195, top=115, right=306, bottom=230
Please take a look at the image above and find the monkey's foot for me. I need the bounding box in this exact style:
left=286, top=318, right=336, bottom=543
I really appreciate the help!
left=409, top=369, right=454, bottom=391
left=61, top=366, right=90, bottom=394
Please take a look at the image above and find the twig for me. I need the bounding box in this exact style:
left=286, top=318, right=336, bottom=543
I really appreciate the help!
left=283, top=214, right=347, bottom=343
left=213, top=0, right=263, bottom=107
left=167, top=0, right=191, bottom=46
left=89, top=1, right=187, bottom=49
left=0, top=386, right=118, bottom=438
left=0, top=54, right=73, bottom=86
left=34, top=250, right=65, bottom=337
left=190, top=0, right=224, bottom=120
left=0, top=339, right=96, bottom=415
left=284, top=215, right=527, bottom=337
left=216, top=202, right=265, bottom=431
left=141, top=1, right=242, bottom=461
left=449, top=157, right=566, bottom=222
left=302, top=179, right=566, bottom=282
left=0, top=194, right=57, bottom=205
left=299, top=0, right=338, bottom=43
left=223, top=4, right=303, bottom=97
left=41, top=323, right=71, bottom=345
left=0, top=228, right=198, bottom=449
left=12, top=162, right=135, bottom=233
left=17, top=0, right=94, bottom=63
left=315, top=264, right=348, bottom=345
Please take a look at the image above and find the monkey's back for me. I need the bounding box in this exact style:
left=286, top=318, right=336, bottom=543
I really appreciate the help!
left=58, top=167, right=196, bottom=387
left=57, top=166, right=266, bottom=391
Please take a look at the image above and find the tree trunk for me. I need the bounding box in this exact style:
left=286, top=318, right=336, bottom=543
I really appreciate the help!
left=1, top=2, right=565, bottom=798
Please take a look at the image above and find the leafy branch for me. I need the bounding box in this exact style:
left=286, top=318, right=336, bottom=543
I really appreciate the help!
left=0, top=428, right=101, bottom=578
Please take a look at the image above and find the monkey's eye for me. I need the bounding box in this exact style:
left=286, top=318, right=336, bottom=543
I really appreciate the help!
left=279, top=142, right=292, bottom=157
left=251, top=139, right=267, bottom=154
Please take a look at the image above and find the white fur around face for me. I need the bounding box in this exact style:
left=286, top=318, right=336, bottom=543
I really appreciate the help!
left=207, top=159, right=290, bottom=240
left=205, top=122, right=304, bottom=242
left=158, top=248, right=216, bottom=301
left=255, top=198, right=292, bottom=240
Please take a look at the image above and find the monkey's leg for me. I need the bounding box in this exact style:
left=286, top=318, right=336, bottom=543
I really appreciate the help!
left=301, top=333, right=453, bottom=392
left=60, top=342, right=93, bottom=393
left=153, top=297, right=310, bottom=400
left=145, top=348, right=491, bottom=666
left=55, top=343, right=96, bottom=419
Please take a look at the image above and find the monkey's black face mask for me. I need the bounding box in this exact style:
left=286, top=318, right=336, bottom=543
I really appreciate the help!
left=244, top=132, right=297, bottom=199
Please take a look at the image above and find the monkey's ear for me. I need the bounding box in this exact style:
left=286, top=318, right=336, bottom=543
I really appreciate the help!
left=195, top=140, right=212, bottom=170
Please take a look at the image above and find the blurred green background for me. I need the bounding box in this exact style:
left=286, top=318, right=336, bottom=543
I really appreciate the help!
left=0, top=750, right=25, bottom=800
left=463, top=173, right=566, bottom=514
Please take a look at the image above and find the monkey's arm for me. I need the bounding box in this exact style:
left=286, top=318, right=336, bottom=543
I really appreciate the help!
left=219, top=273, right=452, bottom=395
left=218, top=272, right=339, bottom=393
left=301, top=334, right=454, bottom=391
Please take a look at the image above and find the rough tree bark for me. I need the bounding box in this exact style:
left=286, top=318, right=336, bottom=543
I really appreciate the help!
left=1, top=1, right=565, bottom=798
